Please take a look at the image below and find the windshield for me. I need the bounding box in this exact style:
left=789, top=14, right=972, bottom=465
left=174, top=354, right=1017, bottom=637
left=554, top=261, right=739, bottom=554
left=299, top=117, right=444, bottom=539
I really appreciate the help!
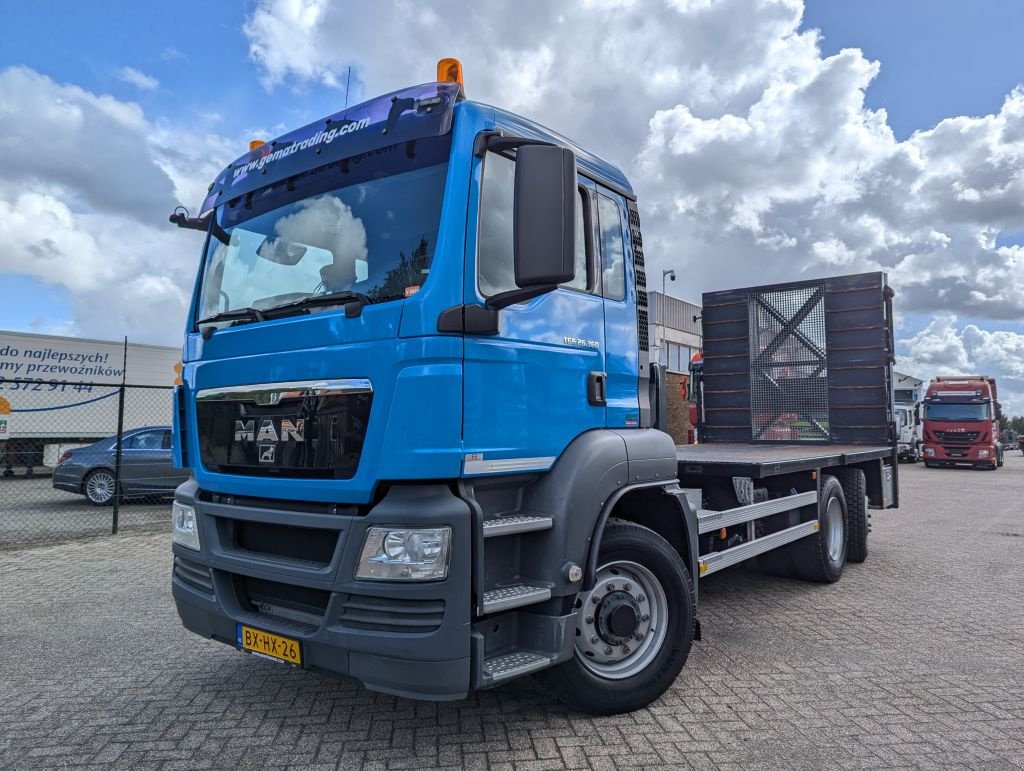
left=197, top=137, right=450, bottom=322
left=924, top=402, right=990, bottom=421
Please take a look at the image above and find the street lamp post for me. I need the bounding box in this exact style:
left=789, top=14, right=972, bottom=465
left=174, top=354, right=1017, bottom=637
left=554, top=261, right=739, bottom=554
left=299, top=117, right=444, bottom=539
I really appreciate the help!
left=660, top=269, right=676, bottom=367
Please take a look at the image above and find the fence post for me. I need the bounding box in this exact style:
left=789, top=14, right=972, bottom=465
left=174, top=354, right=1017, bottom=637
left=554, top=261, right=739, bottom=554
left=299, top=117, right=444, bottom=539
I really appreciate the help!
left=111, top=339, right=128, bottom=535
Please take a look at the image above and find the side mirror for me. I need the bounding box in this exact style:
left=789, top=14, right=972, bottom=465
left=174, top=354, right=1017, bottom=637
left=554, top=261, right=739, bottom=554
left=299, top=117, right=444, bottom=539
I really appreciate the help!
left=514, top=144, right=576, bottom=287
left=484, top=144, right=576, bottom=311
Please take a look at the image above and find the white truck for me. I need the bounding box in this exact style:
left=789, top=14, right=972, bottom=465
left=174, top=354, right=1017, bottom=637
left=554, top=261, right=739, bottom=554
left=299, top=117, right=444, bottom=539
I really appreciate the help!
left=0, top=331, right=180, bottom=473
left=895, top=402, right=923, bottom=463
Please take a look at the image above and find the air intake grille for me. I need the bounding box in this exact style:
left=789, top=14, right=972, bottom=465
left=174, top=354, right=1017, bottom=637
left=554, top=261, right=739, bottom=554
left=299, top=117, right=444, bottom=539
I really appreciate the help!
left=174, top=556, right=213, bottom=595
left=339, top=594, right=445, bottom=634
left=627, top=203, right=649, bottom=352
left=934, top=431, right=980, bottom=443
left=233, top=519, right=340, bottom=565
left=235, top=576, right=331, bottom=630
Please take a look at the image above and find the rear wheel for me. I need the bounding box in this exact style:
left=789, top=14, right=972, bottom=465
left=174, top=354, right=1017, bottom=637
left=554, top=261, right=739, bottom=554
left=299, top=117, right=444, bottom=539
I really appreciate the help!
left=84, top=469, right=116, bottom=506
left=790, top=475, right=847, bottom=583
left=544, top=520, right=695, bottom=715
left=837, top=468, right=868, bottom=563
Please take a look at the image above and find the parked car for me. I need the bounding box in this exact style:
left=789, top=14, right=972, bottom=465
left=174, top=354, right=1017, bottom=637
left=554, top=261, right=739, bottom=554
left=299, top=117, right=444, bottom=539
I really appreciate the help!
left=52, top=426, right=189, bottom=505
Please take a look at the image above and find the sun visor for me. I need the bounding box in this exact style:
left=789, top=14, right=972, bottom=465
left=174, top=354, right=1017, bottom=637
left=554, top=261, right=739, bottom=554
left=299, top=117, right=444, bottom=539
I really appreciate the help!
left=200, top=82, right=461, bottom=216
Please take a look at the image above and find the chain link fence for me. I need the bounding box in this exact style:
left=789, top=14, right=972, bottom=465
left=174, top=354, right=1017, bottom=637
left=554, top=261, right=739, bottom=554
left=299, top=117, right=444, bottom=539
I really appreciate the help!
left=0, top=379, right=179, bottom=550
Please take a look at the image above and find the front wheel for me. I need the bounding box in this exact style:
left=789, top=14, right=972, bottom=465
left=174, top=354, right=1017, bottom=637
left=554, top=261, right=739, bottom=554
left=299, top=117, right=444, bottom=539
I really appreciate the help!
left=543, top=520, right=695, bottom=715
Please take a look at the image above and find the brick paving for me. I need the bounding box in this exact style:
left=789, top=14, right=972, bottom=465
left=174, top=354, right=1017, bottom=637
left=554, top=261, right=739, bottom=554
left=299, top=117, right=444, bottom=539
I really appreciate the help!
left=2, top=457, right=1023, bottom=768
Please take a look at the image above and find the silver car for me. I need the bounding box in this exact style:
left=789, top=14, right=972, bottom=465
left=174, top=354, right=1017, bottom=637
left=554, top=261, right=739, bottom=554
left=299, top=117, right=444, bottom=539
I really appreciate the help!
left=52, top=426, right=190, bottom=506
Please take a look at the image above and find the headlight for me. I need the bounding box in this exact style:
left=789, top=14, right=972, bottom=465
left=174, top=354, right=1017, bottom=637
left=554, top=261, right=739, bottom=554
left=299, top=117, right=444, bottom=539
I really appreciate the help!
left=172, top=501, right=200, bottom=550
left=923, top=447, right=935, bottom=456
left=355, top=526, right=451, bottom=581
left=978, top=449, right=990, bottom=458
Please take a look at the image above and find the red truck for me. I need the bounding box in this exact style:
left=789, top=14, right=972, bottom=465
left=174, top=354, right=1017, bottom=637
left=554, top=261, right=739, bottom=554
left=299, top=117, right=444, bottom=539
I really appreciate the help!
left=922, top=376, right=1004, bottom=470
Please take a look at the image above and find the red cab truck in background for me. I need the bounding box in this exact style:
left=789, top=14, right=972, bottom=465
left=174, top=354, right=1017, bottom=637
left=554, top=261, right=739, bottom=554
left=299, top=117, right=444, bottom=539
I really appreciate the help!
left=922, top=376, right=1004, bottom=470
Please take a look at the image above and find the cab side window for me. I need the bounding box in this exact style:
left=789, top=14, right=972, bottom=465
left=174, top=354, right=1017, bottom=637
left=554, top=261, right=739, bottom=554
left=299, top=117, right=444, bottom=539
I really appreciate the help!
left=477, top=152, right=591, bottom=297
left=597, top=193, right=626, bottom=301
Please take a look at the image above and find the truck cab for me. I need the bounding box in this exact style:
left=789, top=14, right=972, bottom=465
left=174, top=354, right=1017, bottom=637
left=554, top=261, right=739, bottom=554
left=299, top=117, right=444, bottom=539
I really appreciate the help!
left=895, top=403, right=922, bottom=463
left=922, top=376, right=1003, bottom=469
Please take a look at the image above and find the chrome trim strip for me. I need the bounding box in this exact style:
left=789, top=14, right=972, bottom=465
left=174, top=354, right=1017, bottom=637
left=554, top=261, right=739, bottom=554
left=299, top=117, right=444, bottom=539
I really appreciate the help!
left=463, top=455, right=556, bottom=475
left=195, top=378, right=372, bottom=405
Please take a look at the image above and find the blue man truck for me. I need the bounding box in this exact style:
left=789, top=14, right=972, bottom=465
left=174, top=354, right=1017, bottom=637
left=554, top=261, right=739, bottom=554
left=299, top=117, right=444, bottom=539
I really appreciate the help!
left=169, top=61, right=899, bottom=714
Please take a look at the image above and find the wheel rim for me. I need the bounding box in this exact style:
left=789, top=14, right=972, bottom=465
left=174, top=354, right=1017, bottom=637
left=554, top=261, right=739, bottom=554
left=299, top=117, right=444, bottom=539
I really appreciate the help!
left=573, top=560, right=669, bottom=680
left=824, top=496, right=844, bottom=562
left=87, top=472, right=115, bottom=503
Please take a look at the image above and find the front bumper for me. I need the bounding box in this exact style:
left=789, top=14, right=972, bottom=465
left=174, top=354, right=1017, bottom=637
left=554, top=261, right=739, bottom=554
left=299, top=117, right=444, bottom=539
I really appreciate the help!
left=171, top=480, right=473, bottom=701
left=922, top=444, right=995, bottom=467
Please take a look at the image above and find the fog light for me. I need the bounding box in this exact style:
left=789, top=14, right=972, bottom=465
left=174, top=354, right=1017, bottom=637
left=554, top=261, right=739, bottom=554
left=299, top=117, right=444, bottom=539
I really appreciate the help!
left=978, top=449, right=990, bottom=458
left=356, top=527, right=451, bottom=581
left=172, top=501, right=200, bottom=551
left=923, top=447, right=935, bottom=457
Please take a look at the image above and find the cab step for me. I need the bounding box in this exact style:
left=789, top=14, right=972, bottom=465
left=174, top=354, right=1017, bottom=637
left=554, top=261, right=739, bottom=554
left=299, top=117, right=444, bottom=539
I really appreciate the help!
left=481, top=584, right=551, bottom=614
left=481, top=650, right=554, bottom=684
left=482, top=514, right=553, bottom=538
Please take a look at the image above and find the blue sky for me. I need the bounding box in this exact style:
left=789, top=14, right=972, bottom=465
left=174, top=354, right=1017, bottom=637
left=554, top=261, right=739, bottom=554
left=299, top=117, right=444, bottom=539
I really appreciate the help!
left=803, top=0, right=1024, bottom=141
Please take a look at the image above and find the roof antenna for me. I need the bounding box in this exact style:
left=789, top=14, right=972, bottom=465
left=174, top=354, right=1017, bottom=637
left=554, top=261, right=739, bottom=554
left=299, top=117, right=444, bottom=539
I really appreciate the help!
left=344, top=66, right=352, bottom=108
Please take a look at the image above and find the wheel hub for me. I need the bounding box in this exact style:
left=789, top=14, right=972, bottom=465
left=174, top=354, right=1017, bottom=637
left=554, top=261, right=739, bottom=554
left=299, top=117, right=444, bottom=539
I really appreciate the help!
left=596, top=591, right=641, bottom=645
left=573, top=560, right=667, bottom=679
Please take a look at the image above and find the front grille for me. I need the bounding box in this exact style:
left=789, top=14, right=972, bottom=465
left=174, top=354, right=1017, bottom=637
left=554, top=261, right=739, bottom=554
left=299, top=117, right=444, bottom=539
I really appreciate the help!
left=196, top=385, right=372, bottom=479
left=233, top=520, right=340, bottom=565
left=174, top=556, right=213, bottom=595
left=934, top=431, right=980, bottom=442
left=339, top=593, right=444, bottom=634
left=234, top=576, right=331, bottom=629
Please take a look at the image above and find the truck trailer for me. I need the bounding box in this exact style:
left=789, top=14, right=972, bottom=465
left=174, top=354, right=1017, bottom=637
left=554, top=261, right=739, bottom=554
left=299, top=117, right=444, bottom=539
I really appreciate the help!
left=922, top=375, right=1004, bottom=469
left=169, top=60, right=899, bottom=714
left=0, top=331, right=180, bottom=473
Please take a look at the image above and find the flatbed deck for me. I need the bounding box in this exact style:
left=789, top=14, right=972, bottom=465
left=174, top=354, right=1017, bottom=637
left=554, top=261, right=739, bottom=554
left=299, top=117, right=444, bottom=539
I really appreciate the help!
left=675, top=443, right=894, bottom=478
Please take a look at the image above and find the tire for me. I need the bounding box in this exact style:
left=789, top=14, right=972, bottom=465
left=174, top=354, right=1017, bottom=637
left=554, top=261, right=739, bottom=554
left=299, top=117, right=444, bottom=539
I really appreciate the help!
left=924, top=461, right=937, bottom=468
left=910, top=444, right=920, bottom=463
left=543, top=520, right=695, bottom=715
left=790, top=475, right=847, bottom=583
left=837, top=468, right=868, bottom=564
left=84, top=469, right=117, bottom=506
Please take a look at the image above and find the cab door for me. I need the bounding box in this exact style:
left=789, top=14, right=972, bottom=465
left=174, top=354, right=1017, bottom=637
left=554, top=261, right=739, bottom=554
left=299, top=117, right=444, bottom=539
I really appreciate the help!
left=461, top=150, right=605, bottom=475
left=594, top=189, right=643, bottom=429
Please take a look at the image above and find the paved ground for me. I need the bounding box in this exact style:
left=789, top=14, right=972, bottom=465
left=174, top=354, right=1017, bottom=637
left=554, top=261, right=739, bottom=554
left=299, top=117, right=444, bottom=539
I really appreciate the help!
left=2, top=457, right=1023, bottom=769
left=0, top=476, right=168, bottom=549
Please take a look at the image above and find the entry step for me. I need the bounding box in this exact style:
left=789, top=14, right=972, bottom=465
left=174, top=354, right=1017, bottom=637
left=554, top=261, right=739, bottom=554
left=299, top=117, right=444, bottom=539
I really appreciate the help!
left=481, top=584, right=551, bottom=614
left=482, top=515, right=553, bottom=538
left=482, top=651, right=553, bottom=684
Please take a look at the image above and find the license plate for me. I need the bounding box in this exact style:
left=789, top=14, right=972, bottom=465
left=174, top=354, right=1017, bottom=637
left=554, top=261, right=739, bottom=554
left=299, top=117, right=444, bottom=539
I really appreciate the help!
left=236, top=624, right=302, bottom=666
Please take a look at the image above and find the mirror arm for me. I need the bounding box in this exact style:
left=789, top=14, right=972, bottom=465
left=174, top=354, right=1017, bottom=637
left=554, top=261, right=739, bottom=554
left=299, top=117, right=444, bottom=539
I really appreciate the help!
left=485, top=284, right=558, bottom=310
left=473, top=131, right=556, bottom=159
left=169, top=209, right=230, bottom=245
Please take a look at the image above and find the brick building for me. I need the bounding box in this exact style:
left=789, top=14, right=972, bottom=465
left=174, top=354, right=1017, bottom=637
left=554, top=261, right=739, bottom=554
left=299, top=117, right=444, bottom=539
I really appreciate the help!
left=648, top=291, right=702, bottom=444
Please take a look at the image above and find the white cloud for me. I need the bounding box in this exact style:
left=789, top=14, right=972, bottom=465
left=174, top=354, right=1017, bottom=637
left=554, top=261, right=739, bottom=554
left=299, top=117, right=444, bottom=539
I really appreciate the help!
left=116, top=66, right=159, bottom=91
left=0, top=67, right=235, bottom=345
left=898, top=315, right=1024, bottom=415
left=241, top=0, right=1024, bottom=408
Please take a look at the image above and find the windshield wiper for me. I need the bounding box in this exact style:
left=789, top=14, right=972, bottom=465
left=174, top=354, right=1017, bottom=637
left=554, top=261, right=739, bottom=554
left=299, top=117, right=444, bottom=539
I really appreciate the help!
left=264, top=291, right=374, bottom=319
left=196, top=307, right=266, bottom=339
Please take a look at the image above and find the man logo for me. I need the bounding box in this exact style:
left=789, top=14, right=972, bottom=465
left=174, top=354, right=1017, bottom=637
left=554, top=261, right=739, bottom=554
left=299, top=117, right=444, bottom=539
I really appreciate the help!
left=259, top=444, right=276, bottom=463
left=234, top=418, right=305, bottom=443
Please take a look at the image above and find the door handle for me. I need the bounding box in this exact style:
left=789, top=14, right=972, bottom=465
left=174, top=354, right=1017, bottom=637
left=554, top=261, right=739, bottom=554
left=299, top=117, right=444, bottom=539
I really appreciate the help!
left=587, top=371, right=607, bottom=407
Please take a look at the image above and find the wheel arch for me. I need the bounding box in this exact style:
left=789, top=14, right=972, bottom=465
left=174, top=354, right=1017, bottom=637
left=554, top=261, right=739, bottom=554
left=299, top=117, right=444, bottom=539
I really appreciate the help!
left=585, top=483, right=700, bottom=604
